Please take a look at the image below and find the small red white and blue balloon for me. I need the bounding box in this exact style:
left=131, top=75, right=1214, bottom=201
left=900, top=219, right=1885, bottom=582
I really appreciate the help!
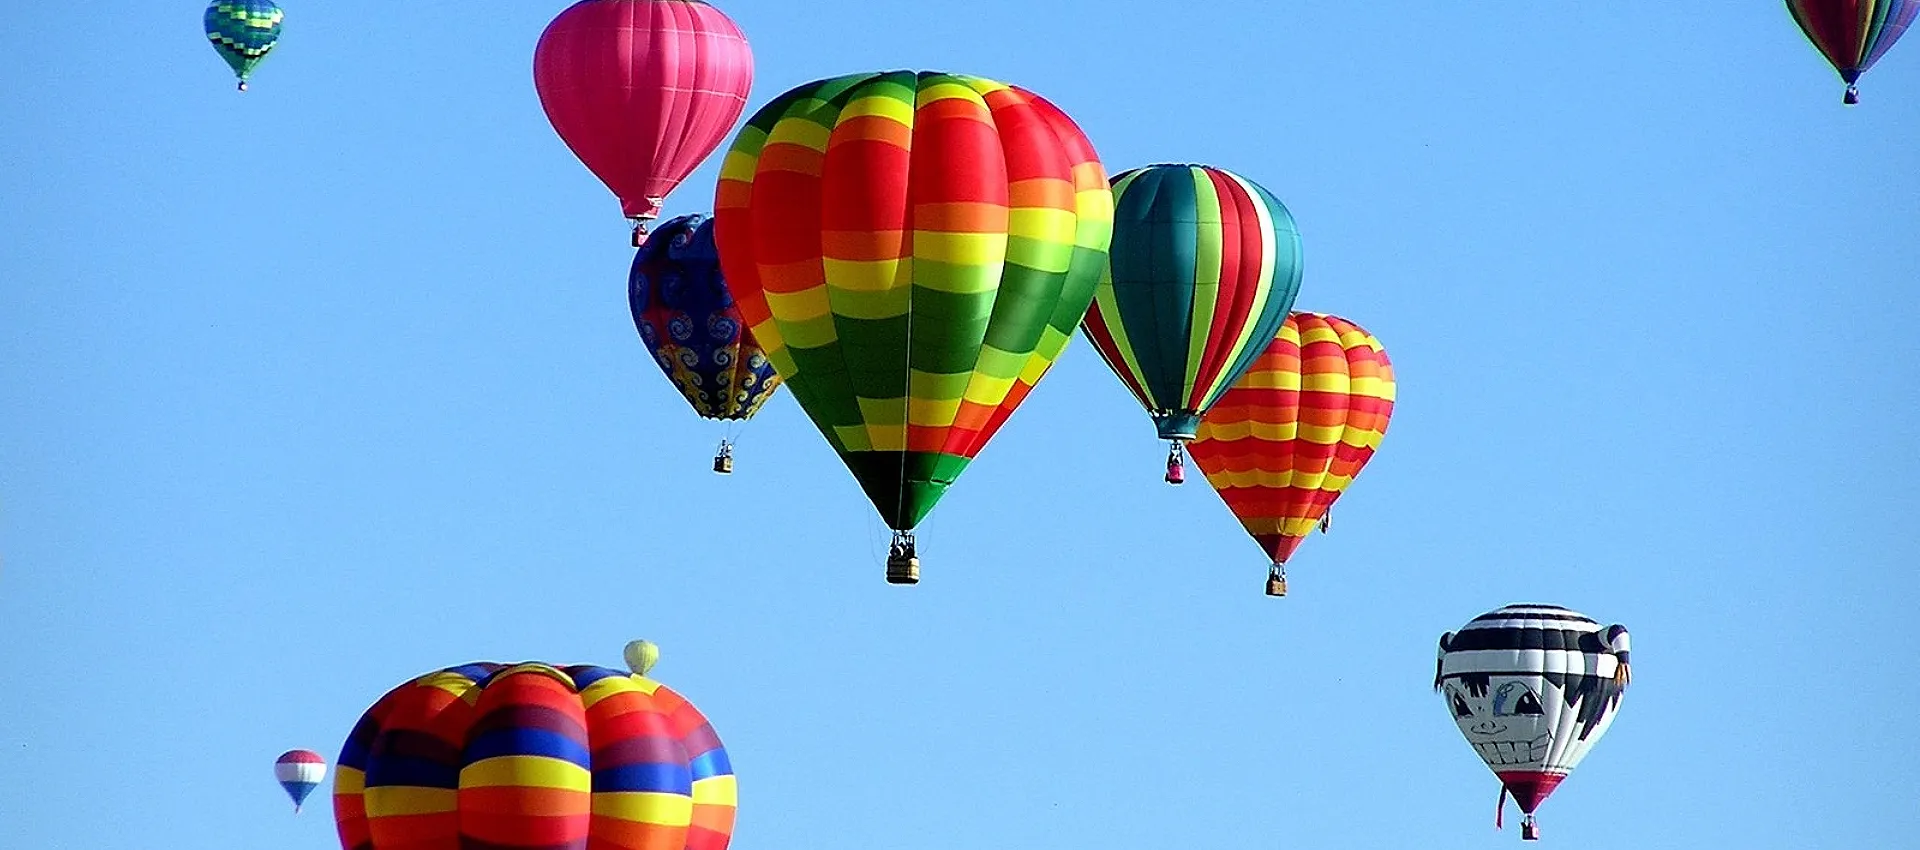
left=273, top=749, right=327, bottom=812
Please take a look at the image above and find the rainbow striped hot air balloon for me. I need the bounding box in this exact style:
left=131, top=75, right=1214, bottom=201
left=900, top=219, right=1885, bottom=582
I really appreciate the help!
left=333, top=647, right=735, bottom=850
left=1187, top=313, right=1395, bottom=596
left=274, top=749, right=327, bottom=812
left=1786, top=0, right=1918, bottom=104
left=1080, top=163, right=1304, bottom=485
left=714, top=69, right=1113, bottom=583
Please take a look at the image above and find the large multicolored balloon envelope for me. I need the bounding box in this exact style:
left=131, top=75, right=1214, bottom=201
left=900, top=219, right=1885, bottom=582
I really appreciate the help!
left=629, top=213, right=784, bottom=473
left=1080, top=163, right=1303, bottom=485
left=1187, top=312, right=1395, bottom=597
left=1786, top=0, right=1918, bottom=103
left=333, top=645, right=736, bottom=850
left=274, top=749, right=326, bottom=812
left=714, top=69, right=1113, bottom=584
left=535, top=0, right=755, bottom=244
left=203, top=0, right=284, bottom=92
left=1435, top=604, right=1632, bottom=842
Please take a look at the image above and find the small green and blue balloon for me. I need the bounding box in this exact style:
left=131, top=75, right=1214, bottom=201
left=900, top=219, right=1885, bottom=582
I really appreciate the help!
left=204, top=0, right=283, bottom=91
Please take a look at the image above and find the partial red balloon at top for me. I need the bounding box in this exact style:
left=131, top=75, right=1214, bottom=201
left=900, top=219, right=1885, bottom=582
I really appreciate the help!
left=534, top=0, right=754, bottom=241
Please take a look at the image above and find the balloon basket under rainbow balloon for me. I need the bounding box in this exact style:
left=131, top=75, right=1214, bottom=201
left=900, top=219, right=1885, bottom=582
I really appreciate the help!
left=1265, top=564, right=1288, bottom=597
left=1165, top=441, right=1187, bottom=485
left=886, top=532, right=920, bottom=585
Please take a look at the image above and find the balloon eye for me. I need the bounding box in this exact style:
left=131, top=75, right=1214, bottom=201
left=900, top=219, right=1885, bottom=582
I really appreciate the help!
left=1494, top=683, right=1544, bottom=717
left=1514, top=692, right=1544, bottom=716
left=1451, top=694, right=1473, bottom=718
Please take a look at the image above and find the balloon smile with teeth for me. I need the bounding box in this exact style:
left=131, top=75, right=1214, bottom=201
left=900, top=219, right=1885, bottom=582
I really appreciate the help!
left=1473, top=733, right=1551, bottom=766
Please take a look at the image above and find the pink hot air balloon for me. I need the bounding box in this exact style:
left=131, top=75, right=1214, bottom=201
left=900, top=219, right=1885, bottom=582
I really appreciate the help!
left=534, top=0, right=755, bottom=245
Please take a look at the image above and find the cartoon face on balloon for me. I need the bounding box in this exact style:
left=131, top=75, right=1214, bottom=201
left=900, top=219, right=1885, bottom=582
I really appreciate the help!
left=1445, top=675, right=1557, bottom=769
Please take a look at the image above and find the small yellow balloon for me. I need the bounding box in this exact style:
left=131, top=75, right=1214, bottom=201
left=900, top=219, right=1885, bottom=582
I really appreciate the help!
left=623, top=640, right=659, bottom=677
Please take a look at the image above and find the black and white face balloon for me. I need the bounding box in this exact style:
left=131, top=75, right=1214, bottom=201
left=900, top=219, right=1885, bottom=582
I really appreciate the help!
left=1435, top=604, right=1631, bottom=841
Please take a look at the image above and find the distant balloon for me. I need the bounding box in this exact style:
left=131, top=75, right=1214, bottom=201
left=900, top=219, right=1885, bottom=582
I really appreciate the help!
left=1187, top=313, right=1395, bottom=597
left=535, top=0, right=755, bottom=244
left=1786, top=0, right=1919, bottom=103
left=1435, top=604, right=1632, bottom=842
left=273, top=749, right=326, bottom=813
left=624, top=639, right=660, bottom=676
left=204, top=0, right=284, bottom=92
left=334, top=647, right=735, bottom=850
left=629, top=213, right=784, bottom=472
left=1080, top=163, right=1303, bottom=485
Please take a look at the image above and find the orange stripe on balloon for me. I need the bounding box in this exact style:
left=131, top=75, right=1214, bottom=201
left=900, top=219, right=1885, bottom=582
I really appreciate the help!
left=826, top=114, right=913, bottom=150
left=754, top=142, right=825, bottom=177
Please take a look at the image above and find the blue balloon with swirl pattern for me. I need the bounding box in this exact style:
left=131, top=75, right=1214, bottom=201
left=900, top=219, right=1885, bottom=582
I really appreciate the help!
left=629, top=214, right=783, bottom=421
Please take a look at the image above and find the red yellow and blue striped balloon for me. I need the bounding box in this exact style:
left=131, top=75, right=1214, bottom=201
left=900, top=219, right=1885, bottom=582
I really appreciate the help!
left=713, top=70, right=1112, bottom=546
left=1080, top=164, right=1303, bottom=479
left=332, top=657, right=736, bottom=850
left=1187, top=313, right=1395, bottom=596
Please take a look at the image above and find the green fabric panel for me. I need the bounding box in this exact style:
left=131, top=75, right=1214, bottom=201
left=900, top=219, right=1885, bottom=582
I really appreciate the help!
left=1108, top=166, right=1199, bottom=412
left=844, top=451, right=973, bottom=529
left=981, top=240, right=1070, bottom=360
left=837, top=314, right=911, bottom=404
left=1047, top=186, right=1114, bottom=357
left=785, top=346, right=863, bottom=453
left=907, top=286, right=995, bottom=377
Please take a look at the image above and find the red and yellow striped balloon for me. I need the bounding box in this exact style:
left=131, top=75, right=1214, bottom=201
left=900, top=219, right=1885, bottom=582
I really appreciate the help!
left=333, top=661, right=735, bottom=850
left=1187, top=312, right=1395, bottom=595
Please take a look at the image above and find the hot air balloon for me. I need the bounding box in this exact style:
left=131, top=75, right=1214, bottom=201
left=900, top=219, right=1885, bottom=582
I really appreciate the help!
left=334, top=644, right=736, bottom=850
left=274, top=749, right=326, bottom=812
left=630, top=213, right=784, bottom=473
left=535, top=0, right=755, bottom=245
left=1080, top=164, right=1303, bottom=485
left=204, top=0, right=283, bottom=92
left=1187, top=313, right=1395, bottom=596
left=1435, top=604, right=1632, bottom=842
left=714, top=70, right=1113, bottom=584
left=624, top=638, right=661, bottom=676
left=1786, top=0, right=1918, bottom=103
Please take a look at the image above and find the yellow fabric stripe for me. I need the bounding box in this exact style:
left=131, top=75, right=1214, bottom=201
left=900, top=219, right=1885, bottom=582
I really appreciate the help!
left=693, top=775, right=740, bottom=806
left=1183, top=166, right=1224, bottom=405
left=579, top=674, right=651, bottom=709
left=334, top=766, right=366, bottom=795
left=364, top=786, right=457, bottom=817
left=460, top=756, right=592, bottom=790
left=591, top=791, right=695, bottom=825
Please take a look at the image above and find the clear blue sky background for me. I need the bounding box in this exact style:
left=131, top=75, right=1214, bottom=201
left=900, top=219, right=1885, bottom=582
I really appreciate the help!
left=3, top=2, right=1917, bottom=848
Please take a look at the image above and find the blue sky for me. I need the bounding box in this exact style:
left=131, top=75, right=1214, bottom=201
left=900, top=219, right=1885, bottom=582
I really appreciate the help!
left=3, top=2, right=1917, bottom=848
